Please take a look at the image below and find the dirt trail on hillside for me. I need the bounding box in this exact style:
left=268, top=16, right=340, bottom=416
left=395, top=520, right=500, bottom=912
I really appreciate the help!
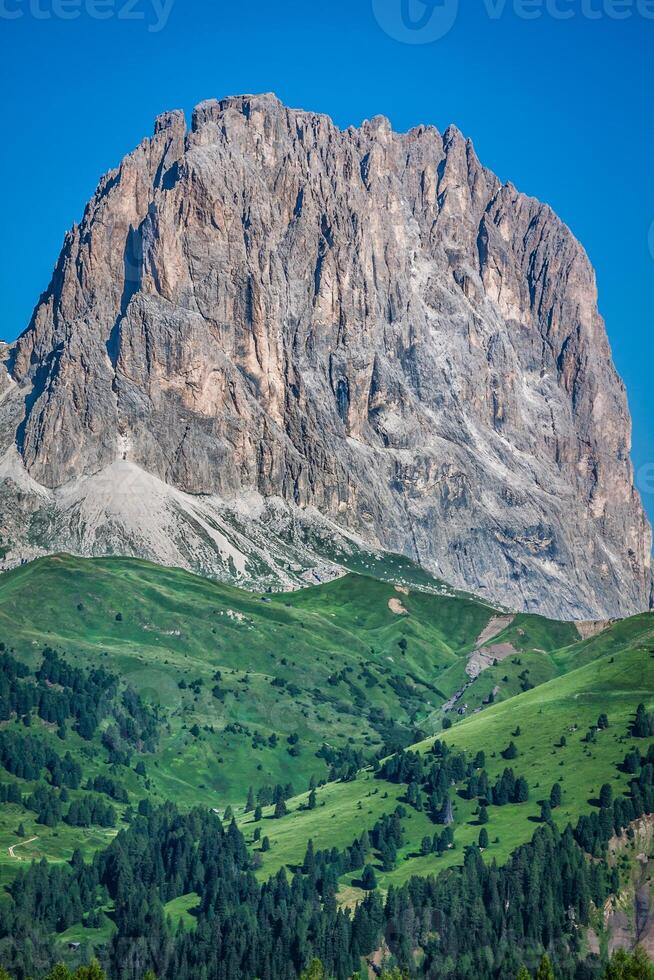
left=8, top=836, right=38, bottom=860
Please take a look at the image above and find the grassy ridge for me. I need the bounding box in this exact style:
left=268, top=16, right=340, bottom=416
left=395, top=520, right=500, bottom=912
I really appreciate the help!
left=0, top=553, right=653, bottom=900
left=243, top=638, right=654, bottom=895
left=0, top=554, right=504, bottom=882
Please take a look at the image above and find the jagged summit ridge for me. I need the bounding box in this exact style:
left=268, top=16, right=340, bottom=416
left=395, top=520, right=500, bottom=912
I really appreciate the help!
left=0, top=93, right=650, bottom=619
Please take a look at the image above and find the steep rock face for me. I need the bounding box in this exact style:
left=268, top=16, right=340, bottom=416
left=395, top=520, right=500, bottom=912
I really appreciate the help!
left=1, top=93, right=650, bottom=618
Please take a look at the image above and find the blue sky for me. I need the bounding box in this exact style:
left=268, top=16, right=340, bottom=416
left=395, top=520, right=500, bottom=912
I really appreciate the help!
left=1, top=0, right=653, bottom=521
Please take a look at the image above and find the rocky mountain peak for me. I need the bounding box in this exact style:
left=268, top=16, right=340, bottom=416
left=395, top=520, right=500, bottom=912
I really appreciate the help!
left=0, top=94, right=650, bottom=620
left=154, top=109, right=185, bottom=136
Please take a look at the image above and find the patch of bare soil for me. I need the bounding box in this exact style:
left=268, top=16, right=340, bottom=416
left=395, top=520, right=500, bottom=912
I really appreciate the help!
left=575, top=620, right=613, bottom=640
left=475, top=614, right=514, bottom=648
left=388, top=597, right=408, bottom=615
left=466, top=641, right=517, bottom=679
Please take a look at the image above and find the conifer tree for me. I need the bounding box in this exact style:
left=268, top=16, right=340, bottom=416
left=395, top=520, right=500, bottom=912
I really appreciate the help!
left=514, top=776, right=529, bottom=803
left=302, top=839, right=315, bottom=875
left=361, top=865, right=377, bottom=890
left=73, top=961, right=106, bottom=980
left=299, top=959, right=328, bottom=979
left=604, top=946, right=654, bottom=979
left=535, top=954, right=556, bottom=980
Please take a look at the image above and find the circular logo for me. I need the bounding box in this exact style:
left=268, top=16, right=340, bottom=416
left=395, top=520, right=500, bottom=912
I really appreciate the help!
left=372, top=0, right=459, bottom=44
left=636, top=462, right=654, bottom=497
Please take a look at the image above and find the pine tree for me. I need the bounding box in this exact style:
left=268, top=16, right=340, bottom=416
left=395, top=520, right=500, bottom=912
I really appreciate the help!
left=550, top=783, right=562, bottom=808
left=479, top=804, right=489, bottom=824
left=303, top=839, right=316, bottom=875
left=479, top=828, right=489, bottom=849
left=604, top=945, right=654, bottom=979
left=516, top=968, right=531, bottom=980
left=72, top=961, right=106, bottom=980
left=514, top=777, right=529, bottom=803
left=535, top=953, right=555, bottom=980
left=274, top=799, right=287, bottom=819
left=633, top=704, right=653, bottom=738
left=299, top=960, right=328, bottom=980
left=308, top=787, right=317, bottom=810
left=245, top=786, right=255, bottom=812
left=361, top=865, right=377, bottom=890
left=599, top=783, right=614, bottom=809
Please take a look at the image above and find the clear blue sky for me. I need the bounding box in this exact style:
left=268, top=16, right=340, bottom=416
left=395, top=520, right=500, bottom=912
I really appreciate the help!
left=2, top=0, right=653, bottom=521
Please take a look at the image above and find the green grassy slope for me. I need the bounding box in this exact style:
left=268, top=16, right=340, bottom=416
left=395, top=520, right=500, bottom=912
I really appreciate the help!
left=244, top=636, right=654, bottom=897
left=0, top=553, right=652, bottom=895
left=0, top=553, right=504, bottom=882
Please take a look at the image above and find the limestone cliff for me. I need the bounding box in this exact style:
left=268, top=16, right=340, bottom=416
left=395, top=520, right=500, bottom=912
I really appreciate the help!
left=0, top=94, right=650, bottom=619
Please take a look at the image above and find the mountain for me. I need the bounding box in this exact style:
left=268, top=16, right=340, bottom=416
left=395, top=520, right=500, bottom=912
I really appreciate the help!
left=0, top=93, right=650, bottom=619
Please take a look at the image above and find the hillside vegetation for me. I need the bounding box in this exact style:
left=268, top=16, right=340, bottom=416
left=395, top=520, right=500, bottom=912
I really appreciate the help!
left=248, top=638, right=654, bottom=894
left=0, top=553, right=653, bottom=969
